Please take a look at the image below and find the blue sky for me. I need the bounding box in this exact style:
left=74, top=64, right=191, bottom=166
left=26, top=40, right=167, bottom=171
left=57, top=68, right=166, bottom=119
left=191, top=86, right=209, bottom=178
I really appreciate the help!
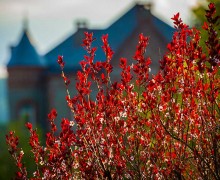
left=0, top=0, right=198, bottom=78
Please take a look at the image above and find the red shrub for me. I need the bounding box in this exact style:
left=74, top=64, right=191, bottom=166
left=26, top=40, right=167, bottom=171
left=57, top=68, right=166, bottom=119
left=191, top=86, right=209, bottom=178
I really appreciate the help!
left=6, top=3, right=220, bottom=179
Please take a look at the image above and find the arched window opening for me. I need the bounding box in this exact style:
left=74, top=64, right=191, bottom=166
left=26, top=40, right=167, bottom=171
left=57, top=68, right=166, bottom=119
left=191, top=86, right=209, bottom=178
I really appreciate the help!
left=18, top=102, right=37, bottom=125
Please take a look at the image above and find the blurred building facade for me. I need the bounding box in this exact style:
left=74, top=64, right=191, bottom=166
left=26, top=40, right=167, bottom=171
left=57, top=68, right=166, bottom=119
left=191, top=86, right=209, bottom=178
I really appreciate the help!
left=7, top=3, right=174, bottom=128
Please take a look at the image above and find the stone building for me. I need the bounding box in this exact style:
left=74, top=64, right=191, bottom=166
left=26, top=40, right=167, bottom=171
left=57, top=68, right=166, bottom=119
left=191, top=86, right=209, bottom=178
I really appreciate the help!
left=7, top=3, right=174, bottom=128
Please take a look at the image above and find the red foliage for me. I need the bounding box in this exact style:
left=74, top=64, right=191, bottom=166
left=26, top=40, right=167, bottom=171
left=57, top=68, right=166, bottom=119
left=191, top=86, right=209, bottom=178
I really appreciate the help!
left=6, top=3, right=220, bottom=179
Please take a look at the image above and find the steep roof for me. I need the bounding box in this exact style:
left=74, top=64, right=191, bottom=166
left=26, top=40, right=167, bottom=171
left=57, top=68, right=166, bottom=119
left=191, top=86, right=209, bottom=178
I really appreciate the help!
left=45, top=3, right=174, bottom=72
left=7, top=28, right=46, bottom=67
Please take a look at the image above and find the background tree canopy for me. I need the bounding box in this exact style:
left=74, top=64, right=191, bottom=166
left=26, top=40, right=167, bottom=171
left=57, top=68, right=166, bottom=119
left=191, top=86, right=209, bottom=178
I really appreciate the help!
left=192, top=0, right=220, bottom=50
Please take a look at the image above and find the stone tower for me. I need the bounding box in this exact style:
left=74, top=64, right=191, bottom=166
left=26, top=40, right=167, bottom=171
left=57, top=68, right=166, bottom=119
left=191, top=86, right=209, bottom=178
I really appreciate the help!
left=7, top=23, right=48, bottom=127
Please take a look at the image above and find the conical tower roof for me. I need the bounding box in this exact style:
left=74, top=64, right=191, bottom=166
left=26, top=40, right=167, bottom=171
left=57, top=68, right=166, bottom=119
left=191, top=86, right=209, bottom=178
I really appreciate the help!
left=7, top=23, right=46, bottom=67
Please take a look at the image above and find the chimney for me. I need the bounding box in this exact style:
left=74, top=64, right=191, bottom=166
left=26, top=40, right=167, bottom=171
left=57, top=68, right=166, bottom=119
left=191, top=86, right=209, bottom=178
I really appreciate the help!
left=76, top=19, right=88, bottom=30
left=144, top=3, right=152, bottom=10
left=74, top=19, right=88, bottom=45
left=136, top=0, right=153, bottom=11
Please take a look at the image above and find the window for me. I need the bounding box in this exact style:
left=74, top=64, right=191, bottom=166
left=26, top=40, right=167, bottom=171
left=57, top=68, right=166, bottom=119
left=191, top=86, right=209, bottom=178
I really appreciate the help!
left=18, top=102, right=37, bottom=125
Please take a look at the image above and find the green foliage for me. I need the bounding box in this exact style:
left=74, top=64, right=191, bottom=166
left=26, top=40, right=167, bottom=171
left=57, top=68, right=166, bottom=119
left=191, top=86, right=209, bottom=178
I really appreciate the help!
left=193, top=0, right=220, bottom=24
left=0, top=118, right=43, bottom=179
left=192, top=0, right=220, bottom=50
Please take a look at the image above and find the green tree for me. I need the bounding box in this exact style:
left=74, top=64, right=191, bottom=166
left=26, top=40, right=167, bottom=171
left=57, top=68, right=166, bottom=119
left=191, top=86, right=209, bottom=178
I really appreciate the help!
left=192, top=0, right=220, bottom=49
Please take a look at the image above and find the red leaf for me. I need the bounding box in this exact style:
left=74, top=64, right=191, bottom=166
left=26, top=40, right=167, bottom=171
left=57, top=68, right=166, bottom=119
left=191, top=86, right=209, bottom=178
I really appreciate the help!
left=202, top=22, right=209, bottom=30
